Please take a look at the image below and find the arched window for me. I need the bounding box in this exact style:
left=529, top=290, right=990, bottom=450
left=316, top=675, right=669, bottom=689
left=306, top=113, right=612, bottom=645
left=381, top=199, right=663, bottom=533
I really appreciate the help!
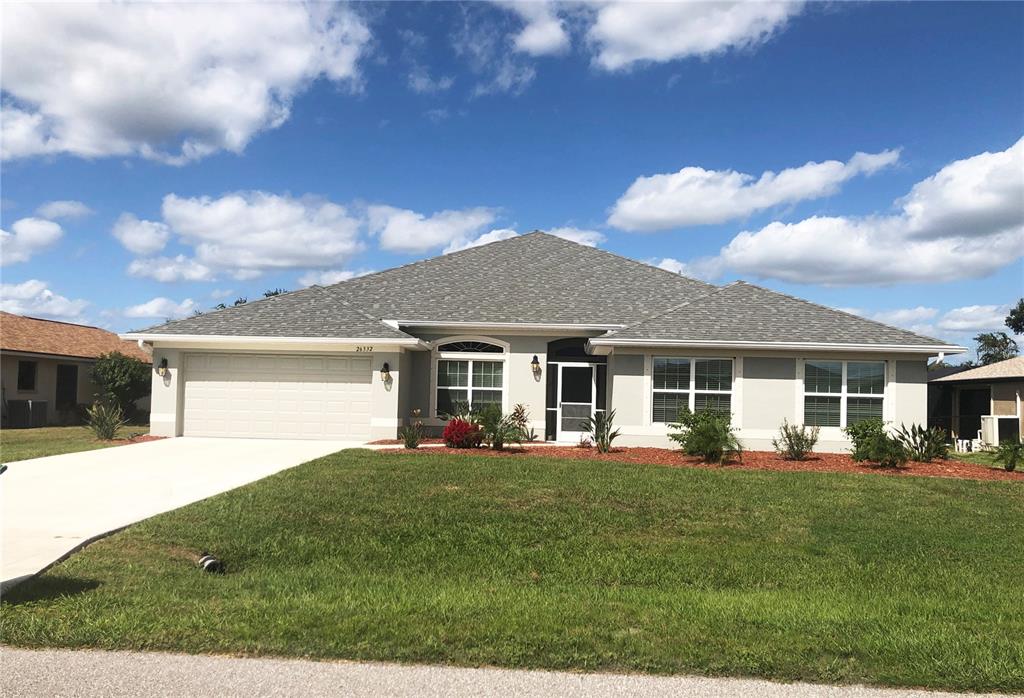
left=433, top=336, right=508, bottom=417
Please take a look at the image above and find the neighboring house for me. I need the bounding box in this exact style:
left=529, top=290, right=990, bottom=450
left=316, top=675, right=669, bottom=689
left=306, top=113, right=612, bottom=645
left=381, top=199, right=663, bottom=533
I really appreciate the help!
left=929, top=357, right=1023, bottom=446
left=1, top=312, right=152, bottom=427
left=123, top=232, right=965, bottom=451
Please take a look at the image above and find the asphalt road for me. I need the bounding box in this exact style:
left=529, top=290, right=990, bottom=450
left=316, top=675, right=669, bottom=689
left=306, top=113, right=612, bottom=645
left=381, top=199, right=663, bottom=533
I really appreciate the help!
left=0, top=647, right=1006, bottom=698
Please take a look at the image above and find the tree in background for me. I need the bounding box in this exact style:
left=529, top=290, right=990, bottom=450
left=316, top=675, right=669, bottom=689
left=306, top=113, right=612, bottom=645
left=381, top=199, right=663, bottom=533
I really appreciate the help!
left=91, top=351, right=150, bottom=420
left=973, top=332, right=1019, bottom=366
left=1006, top=298, right=1024, bottom=335
left=263, top=288, right=287, bottom=297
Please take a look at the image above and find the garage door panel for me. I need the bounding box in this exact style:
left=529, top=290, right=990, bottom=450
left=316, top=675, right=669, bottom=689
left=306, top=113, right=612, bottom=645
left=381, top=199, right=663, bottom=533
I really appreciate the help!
left=183, top=353, right=373, bottom=440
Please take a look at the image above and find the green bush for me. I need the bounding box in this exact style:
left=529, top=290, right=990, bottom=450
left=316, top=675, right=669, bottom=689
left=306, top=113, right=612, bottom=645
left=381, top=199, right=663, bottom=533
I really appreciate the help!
left=510, top=404, right=537, bottom=442
left=86, top=403, right=126, bottom=441
left=584, top=409, right=621, bottom=453
left=91, top=352, right=150, bottom=420
left=398, top=410, right=424, bottom=449
left=772, top=420, right=819, bottom=460
left=843, top=418, right=908, bottom=468
left=843, top=418, right=887, bottom=461
left=668, top=407, right=742, bottom=464
left=995, top=441, right=1022, bottom=472
left=893, top=423, right=949, bottom=461
left=476, top=404, right=523, bottom=451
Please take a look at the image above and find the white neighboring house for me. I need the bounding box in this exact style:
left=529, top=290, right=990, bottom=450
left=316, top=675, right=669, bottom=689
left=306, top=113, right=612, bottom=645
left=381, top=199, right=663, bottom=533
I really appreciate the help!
left=122, top=232, right=965, bottom=451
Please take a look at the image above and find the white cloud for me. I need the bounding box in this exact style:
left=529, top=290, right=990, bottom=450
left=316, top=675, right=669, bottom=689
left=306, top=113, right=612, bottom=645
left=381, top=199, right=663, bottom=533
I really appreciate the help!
left=655, top=257, right=724, bottom=282
left=36, top=200, right=93, bottom=219
left=609, top=149, right=900, bottom=231
left=587, top=1, right=804, bottom=71
left=123, top=296, right=197, bottom=319
left=937, top=305, right=1009, bottom=333
left=0, top=217, right=63, bottom=265
left=444, top=228, right=520, bottom=254
left=408, top=66, right=455, bottom=94
left=503, top=1, right=570, bottom=56
left=127, top=255, right=213, bottom=283
left=111, top=213, right=171, bottom=255
left=683, top=138, right=1024, bottom=285
left=0, top=279, right=88, bottom=320
left=368, top=204, right=497, bottom=253
left=901, top=139, right=1024, bottom=240
left=124, top=191, right=364, bottom=281
left=547, top=226, right=605, bottom=247
left=453, top=10, right=536, bottom=97
left=1, top=3, right=370, bottom=164
left=297, top=268, right=374, bottom=287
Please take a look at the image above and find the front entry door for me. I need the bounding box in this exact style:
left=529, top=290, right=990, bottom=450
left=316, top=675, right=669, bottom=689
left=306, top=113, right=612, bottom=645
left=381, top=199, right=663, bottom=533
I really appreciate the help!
left=55, top=364, right=79, bottom=410
left=557, top=363, right=595, bottom=441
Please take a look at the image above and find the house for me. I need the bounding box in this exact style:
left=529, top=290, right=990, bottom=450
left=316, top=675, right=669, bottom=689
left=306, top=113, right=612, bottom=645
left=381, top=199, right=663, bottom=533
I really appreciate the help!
left=123, top=232, right=965, bottom=451
left=929, top=357, right=1023, bottom=446
left=1, top=312, right=152, bottom=427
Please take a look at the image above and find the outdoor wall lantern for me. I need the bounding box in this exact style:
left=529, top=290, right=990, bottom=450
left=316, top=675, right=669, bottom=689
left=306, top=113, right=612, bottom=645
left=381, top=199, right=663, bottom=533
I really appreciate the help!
left=380, top=362, right=391, bottom=382
left=156, top=358, right=168, bottom=377
left=530, top=355, right=542, bottom=377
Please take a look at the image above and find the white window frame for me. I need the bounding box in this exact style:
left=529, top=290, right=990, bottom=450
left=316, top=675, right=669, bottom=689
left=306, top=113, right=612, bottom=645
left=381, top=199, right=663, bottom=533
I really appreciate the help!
left=802, top=359, right=886, bottom=429
left=651, top=357, right=734, bottom=424
left=430, top=336, right=509, bottom=417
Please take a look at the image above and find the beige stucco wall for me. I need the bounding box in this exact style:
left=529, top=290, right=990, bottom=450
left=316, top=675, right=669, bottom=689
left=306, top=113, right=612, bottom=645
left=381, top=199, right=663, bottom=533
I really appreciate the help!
left=991, top=382, right=1022, bottom=416
left=609, top=348, right=933, bottom=453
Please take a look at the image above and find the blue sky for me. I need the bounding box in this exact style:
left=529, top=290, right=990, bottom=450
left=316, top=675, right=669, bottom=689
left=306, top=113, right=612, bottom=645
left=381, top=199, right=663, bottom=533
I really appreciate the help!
left=1, top=1, right=1021, bottom=356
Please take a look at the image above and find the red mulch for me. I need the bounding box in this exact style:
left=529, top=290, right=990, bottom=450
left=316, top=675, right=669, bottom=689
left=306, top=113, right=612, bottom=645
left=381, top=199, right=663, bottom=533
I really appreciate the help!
left=111, top=434, right=166, bottom=445
left=379, top=445, right=1022, bottom=483
left=368, top=437, right=446, bottom=445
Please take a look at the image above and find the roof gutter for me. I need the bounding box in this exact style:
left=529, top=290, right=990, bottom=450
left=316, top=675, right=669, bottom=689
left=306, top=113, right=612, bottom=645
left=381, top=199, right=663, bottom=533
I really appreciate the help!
left=120, top=333, right=429, bottom=349
left=587, top=338, right=967, bottom=355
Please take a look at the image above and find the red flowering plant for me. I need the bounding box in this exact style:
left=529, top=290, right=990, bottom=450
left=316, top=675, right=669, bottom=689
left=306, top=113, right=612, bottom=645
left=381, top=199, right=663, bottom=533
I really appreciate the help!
left=443, top=417, right=482, bottom=448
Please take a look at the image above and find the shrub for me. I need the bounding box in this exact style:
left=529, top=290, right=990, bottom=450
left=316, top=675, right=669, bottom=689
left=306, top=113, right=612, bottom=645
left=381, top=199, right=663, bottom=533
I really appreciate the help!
left=91, top=352, right=150, bottom=420
left=995, top=440, right=1022, bottom=472
left=668, top=407, right=742, bottom=464
left=844, top=418, right=908, bottom=468
left=584, top=409, right=621, bottom=453
left=398, top=409, right=424, bottom=449
left=576, top=434, right=593, bottom=448
left=510, top=403, right=537, bottom=442
left=476, top=404, right=523, bottom=451
left=843, top=418, right=887, bottom=461
left=772, top=420, right=819, bottom=460
left=86, top=403, right=126, bottom=441
left=893, top=423, right=949, bottom=462
left=443, top=417, right=482, bottom=449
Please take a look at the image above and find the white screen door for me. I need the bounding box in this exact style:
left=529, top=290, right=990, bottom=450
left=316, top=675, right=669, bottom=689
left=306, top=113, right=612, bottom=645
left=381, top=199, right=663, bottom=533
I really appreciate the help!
left=557, top=363, right=595, bottom=441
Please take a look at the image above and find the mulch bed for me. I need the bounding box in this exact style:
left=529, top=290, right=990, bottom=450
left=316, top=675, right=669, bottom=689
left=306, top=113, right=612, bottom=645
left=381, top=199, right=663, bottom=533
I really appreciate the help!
left=379, top=445, right=1022, bottom=483
left=112, top=434, right=166, bottom=445
left=368, top=437, right=446, bottom=445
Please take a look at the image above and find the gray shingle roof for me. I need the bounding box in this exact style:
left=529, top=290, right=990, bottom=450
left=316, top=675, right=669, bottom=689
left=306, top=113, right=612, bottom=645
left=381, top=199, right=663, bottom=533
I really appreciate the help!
left=137, top=286, right=412, bottom=339
left=321, top=232, right=715, bottom=325
left=603, top=282, right=954, bottom=347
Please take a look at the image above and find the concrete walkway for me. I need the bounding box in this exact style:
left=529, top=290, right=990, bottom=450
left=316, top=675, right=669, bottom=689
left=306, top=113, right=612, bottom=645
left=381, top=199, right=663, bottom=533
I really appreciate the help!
left=1, top=437, right=364, bottom=587
left=0, top=647, right=1001, bottom=698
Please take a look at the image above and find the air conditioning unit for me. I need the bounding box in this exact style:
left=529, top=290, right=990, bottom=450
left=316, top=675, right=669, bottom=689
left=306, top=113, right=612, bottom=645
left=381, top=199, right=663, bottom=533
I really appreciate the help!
left=7, top=400, right=48, bottom=428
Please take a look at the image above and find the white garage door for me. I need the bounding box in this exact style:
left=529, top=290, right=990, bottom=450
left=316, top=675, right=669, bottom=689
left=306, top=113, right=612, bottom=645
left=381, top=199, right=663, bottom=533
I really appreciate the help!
left=183, top=353, right=372, bottom=440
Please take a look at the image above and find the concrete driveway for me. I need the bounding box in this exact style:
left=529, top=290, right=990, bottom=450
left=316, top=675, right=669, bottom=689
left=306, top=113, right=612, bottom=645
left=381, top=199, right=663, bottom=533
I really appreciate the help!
left=1, top=437, right=362, bottom=587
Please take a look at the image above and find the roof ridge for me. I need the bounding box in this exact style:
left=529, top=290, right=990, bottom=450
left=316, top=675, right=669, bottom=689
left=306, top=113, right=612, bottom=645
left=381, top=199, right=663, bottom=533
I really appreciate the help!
left=130, top=285, right=320, bottom=333
left=604, top=284, right=728, bottom=336
left=1, top=311, right=104, bottom=331
left=735, top=281, right=951, bottom=345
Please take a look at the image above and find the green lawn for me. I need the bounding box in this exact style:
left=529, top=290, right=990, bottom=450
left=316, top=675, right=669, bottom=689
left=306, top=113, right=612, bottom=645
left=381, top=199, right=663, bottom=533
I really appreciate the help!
left=2, top=450, right=1022, bottom=691
left=952, top=449, right=1004, bottom=470
left=0, top=425, right=149, bottom=462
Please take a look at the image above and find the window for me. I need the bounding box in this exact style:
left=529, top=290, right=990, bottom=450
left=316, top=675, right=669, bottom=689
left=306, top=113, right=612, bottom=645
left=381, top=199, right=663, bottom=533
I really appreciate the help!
left=434, top=338, right=506, bottom=416
left=803, top=360, right=885, bottom=428
left=17, top=360, right=37, bottom=391
left=652, top=357, right=733, bottom=423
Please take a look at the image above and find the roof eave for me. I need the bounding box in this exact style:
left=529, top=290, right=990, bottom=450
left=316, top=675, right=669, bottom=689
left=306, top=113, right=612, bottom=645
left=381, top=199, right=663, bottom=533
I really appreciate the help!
left=587, top=338, right=968, bottom=355
left=121, top=333, right=428, bottom=349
